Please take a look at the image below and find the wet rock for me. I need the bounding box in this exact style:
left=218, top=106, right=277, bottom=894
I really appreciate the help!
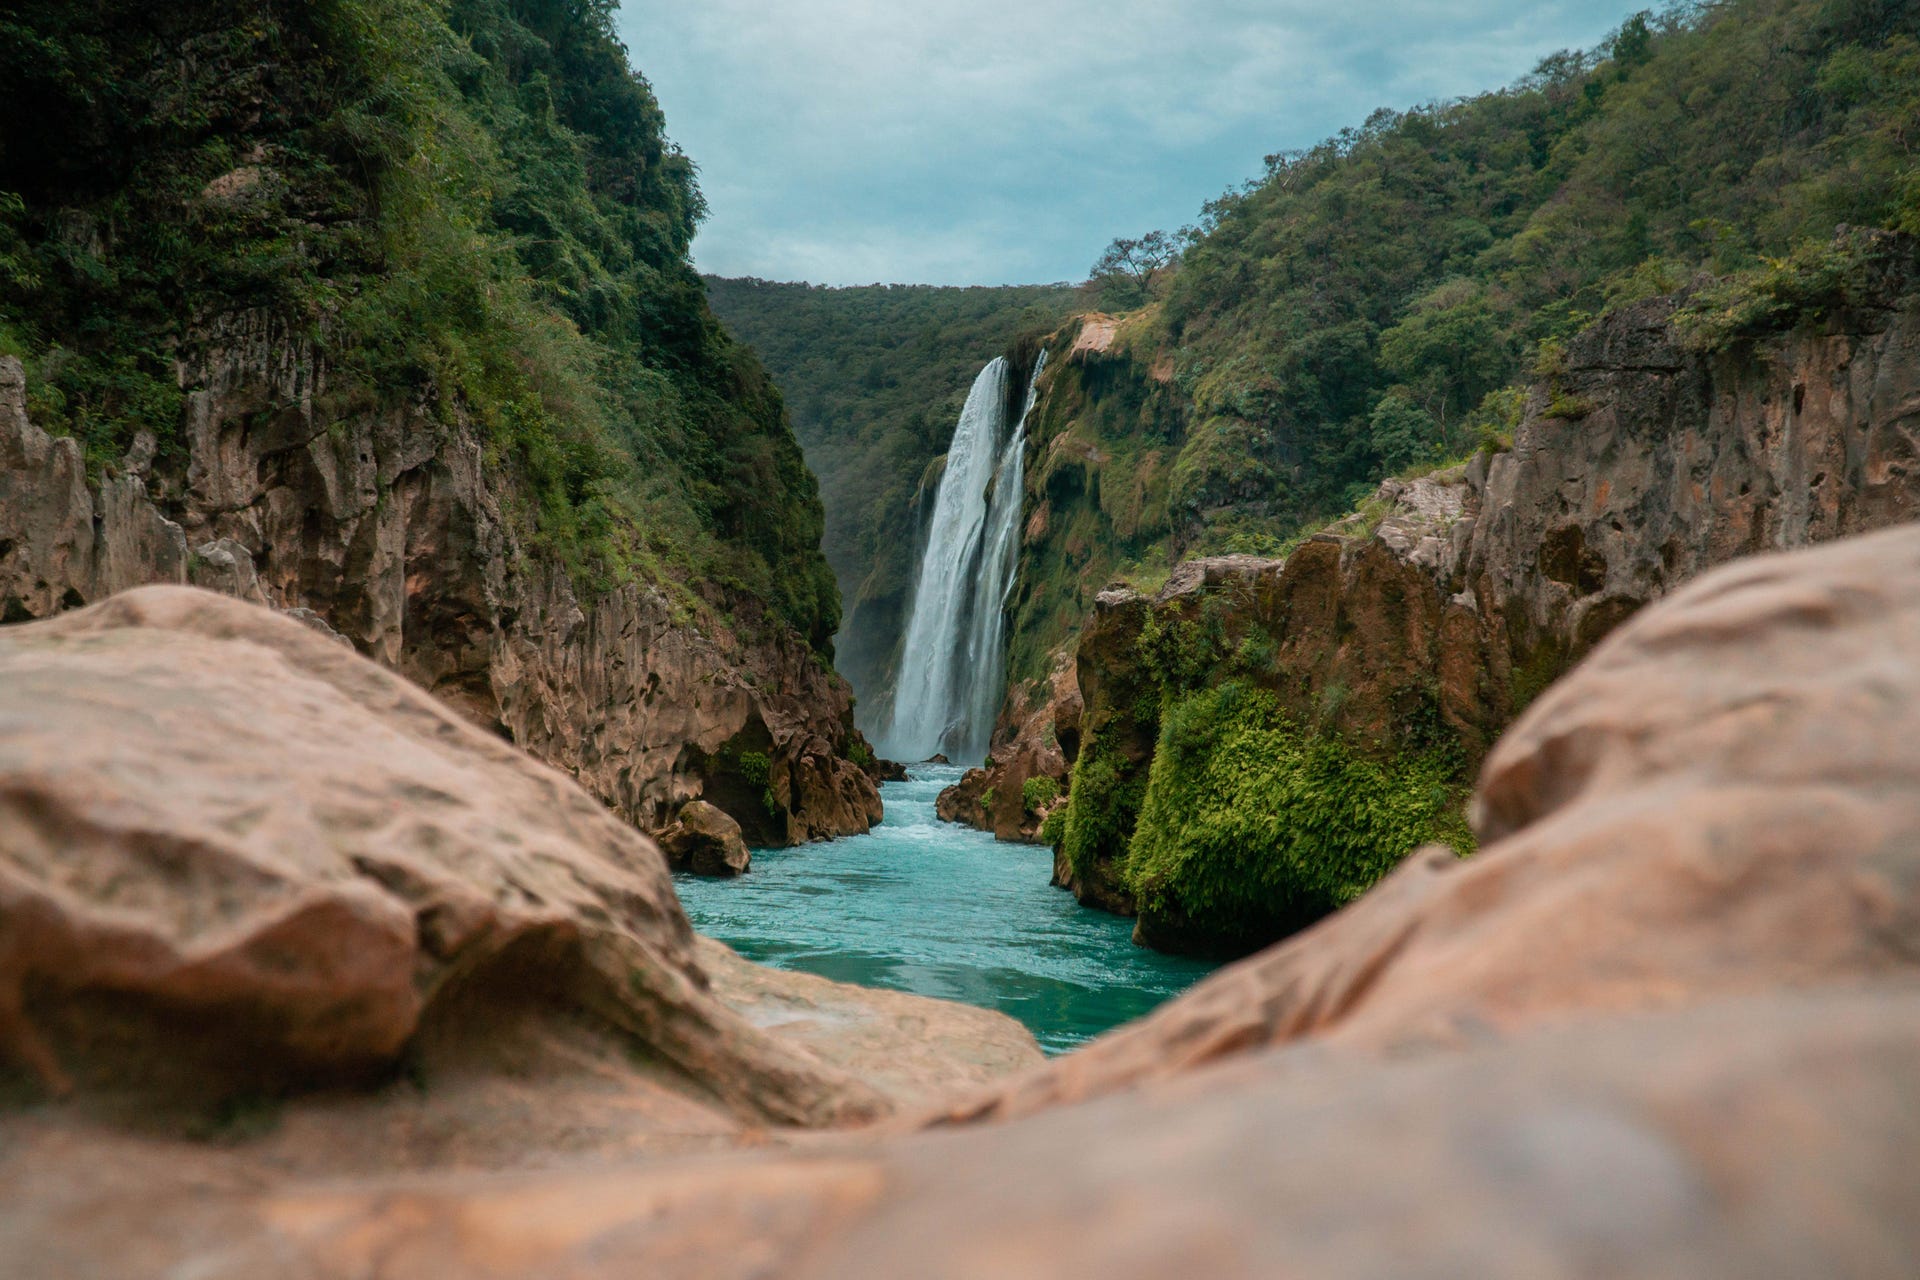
left=658, top=800, right=753, bottom=877
left=937, top=657, right=1075, bottom=843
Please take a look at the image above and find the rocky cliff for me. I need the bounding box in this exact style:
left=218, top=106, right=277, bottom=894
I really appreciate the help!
left=986, top=235, right=1920, bottom=953
left=0, top=338, right=881, bottom=847
left=0, top=0, right=883, bottom=852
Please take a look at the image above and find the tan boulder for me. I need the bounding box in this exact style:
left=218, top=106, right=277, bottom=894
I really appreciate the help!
left=8, top=530, right=1920, bottom=1277
left=657, top=799, right=753, bottom=876
left=0, top=585, right=884, bottom=1128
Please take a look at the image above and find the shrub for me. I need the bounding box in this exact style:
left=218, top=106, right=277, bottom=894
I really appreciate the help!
left=1059, top=733, right=1149, bottom=886
left=1021, top=775, right=1061, bottom=811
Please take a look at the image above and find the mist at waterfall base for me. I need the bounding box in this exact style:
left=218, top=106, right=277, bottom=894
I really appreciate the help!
left=673, top=766, right=1215, bottom=1054
left=879, top=353, right=1045, bottom=763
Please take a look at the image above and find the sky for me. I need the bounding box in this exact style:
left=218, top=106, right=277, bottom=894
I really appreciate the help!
left=615, top=2, right=1652, bottom=287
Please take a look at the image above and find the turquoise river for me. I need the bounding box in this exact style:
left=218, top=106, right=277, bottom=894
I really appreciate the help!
left=673, top=765, right=1216, bottom=1054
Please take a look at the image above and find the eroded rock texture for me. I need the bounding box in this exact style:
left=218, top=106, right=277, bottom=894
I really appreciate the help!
left=0, top=587, right=891, bottom=1127
left=934, top=658, right=1076, bottom=842
left=0, top=327, right=881, bottom=846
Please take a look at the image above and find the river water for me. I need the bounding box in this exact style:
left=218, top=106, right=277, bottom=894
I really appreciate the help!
left=674, top=765, right=1216, bottom=1054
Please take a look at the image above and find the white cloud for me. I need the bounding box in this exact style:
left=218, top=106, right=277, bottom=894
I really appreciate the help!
left=617, top=1, right=1648, bottom=284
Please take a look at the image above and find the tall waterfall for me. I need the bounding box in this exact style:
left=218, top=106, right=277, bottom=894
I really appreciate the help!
left=883, top=353, right=1047, bottom=762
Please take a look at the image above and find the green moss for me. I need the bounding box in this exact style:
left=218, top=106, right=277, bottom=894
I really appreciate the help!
left=1125, top=683, right=1472, bottom=952
left=736, top=751, right=771, bottom=788
left=1508, top=638, right=1572, bottom=715
left=1038, top=806, right=1068, bottom=847
left=1060, top=731, right=1150, bottom=888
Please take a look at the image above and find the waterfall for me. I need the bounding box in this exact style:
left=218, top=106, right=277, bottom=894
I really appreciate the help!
left=883, top=353, right=1046, bottom=762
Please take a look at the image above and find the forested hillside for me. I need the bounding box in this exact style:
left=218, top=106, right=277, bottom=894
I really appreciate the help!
left=1008, top=0, right=1920, bottom=689
left=983, top=0, right=1920, bottom=957
left=706, top=278, right=1078, bottom=714
left=0, top=0, right=836, bottom=645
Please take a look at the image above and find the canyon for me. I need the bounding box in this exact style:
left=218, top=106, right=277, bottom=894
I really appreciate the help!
left=0, top=334, right=883, bottom=851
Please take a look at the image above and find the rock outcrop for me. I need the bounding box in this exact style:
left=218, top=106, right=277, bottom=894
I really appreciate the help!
left=0, top=586, right=888, bottom=1127
left=657, top=800, right=754, bottom=877
left=935, top=658, right=1076, bottom=843
left=0, top=331, right=881, bottom=848
left=7, top=528, right=1919, bottom=1277
left=1051, top=246, right=1920, bottom=938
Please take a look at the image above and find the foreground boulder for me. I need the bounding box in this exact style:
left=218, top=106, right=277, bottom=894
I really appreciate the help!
left=5, top=517, right=1919, bottom=1278
left=0, top=586, right=894, bottom=1126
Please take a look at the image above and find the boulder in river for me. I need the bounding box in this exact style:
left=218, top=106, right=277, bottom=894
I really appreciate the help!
left=658, top=800, right=753, bottom=876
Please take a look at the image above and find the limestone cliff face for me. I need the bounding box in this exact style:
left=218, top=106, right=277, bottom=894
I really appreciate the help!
left=1043, top=245, right=1920, bottom=927
left=0, top=317, right=881, bottom=846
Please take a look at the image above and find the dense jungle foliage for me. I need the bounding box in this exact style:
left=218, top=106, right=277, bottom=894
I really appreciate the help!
left=0, top=0, right=838, bottom=645
left=1085, top=0, right=1920, bottom=549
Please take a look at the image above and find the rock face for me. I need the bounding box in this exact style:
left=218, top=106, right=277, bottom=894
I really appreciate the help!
left=0, top=586, right=886, bottom=1127
left=1053, top=249, right=1920, bottom=932
left=0, top=331, right=881, bottom=847
left=658, top=801, right=753, bottom=877
left=7, top=529, right=1919, bottom=1277
left=934, top=658, right=1076, bottom=843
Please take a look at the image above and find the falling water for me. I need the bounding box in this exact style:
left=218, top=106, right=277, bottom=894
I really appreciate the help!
left=883, top=354, right=1046, bottom=762
left=960, top=349, right=1046, bottom=752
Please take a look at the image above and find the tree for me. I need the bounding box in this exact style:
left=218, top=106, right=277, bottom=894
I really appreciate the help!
left=1369, top=393, right=1437, bottom=475
left=1089, top=230, right=1177, bottom=309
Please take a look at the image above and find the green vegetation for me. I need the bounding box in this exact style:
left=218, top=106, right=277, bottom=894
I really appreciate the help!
left=1046, top=587, right=1473, bottom=956
left=1126, top=684, right=1469, bottom=953
left=0, top=0, right=836, bottom=643
left=1021, top=775, right=1060, bottom=812
left=1089, top=0, right=1920, bottom=541
left=1027, top=0, right=1920, bottom=951
left=1061, top=734, right=1151, bottom=892
left=704, top=278, right=1079, bottom=695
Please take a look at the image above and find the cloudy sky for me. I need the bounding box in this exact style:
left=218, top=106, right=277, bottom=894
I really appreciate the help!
left=615, top=2, right=1649, bottom=286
